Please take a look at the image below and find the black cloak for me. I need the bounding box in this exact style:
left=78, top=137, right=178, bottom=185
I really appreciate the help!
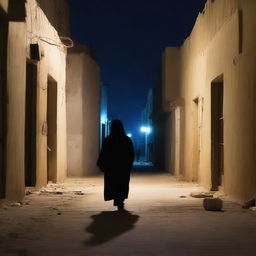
left=97, top=120, right=135, bottom=201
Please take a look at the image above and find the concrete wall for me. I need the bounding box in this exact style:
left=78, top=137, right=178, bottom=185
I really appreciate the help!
left=163, top=0, right=256, bottom=202
left=66, top=45, right=100, bottom=177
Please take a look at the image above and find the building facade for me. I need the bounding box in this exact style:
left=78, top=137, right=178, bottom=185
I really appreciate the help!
left=0, top=0, right=70, bottom=202
left=66, top=45, right=100, bottom=177
left=162, top=0, right=256, bottom=202
left=151, top=74, right=166, bottom=169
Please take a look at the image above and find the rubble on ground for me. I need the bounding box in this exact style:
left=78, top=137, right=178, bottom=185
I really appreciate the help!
left=10, top=202, right=22, bottom=207
left=203, top=198, right=223, bottom=211
left=74, top=191, right=85, bottom=195
left=242, top=199, right=255, bottom=209
left=190, top=192, right=215, bottom=198
left=39, top=189, right=64, bottom=195
left=249, top=206, right=256, bottom=212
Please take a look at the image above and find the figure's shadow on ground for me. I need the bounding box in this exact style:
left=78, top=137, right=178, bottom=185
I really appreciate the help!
left=85, top=210, right=140, bottom=246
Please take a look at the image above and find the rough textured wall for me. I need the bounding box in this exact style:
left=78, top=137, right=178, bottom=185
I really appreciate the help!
left=181, top=9, right=239, bottom=186
left=5, top=22, right=26, bottom=201
left=2, top=0, right=68, bottom=201
left=36, top=0, right=70, bottom=36
left=26, top=0, right=67, bottom=186
left=225, top=0, right=256, bottom=201
left=162, top=47, right=180, bottom=111
left=66, top=45, right=100, bottom=176
left=0, top=0, right=8, bottom=13
left=163, top=0, right=256, bottom=202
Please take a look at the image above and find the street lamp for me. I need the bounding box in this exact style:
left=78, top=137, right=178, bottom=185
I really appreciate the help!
left=140, top=126, right=151, bottom=162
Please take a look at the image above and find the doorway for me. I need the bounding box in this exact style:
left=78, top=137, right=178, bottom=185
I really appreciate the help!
left=25, top=62, right=37, bottom=187
left=47, top=76, right=57, bottom=183
left=174, top=107, right=181, bottom=177
left=211, top=76, right=224, bottom=190
left=192, top=98, right=200, bottom=182
left=0, top=16, right=8, bottom=198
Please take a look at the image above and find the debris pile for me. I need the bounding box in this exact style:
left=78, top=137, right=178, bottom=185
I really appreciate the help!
left=190, top=191, right=224, bottom=211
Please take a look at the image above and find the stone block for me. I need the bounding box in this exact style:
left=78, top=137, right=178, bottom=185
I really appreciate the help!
left=203, top=198, right=223, bottom=211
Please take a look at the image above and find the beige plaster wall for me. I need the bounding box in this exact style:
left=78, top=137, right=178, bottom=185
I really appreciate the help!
left=36, top=0, right=70, bottom=36
left=163, top=0, right=256, bottom=202
left=180, top=8, right=240, bottom=186
left=26, top=0, right=67, bottom=186
left=0, top=0, right=8, bottom=13
left=2, top=0, right=68, bottom=202
left=5, top=22, right=26, bottom=201
left=162, top=47, right=180, bottom=111
left=66, top=46, right=100, bottom=177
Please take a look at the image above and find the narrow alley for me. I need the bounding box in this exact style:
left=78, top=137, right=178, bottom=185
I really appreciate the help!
left=1, top=168, right=256, bottom=256
left=1, top=1, right=256, bottom=255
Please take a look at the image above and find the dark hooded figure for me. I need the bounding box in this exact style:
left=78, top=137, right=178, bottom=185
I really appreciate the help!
left=97, top=120, right=135, bottom=210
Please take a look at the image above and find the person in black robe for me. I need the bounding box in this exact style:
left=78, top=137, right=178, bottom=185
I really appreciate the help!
left=97, top=120, right=135, bottom=210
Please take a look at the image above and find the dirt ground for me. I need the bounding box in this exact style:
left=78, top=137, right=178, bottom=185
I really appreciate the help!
left=1, top=171, right=256, bottom=256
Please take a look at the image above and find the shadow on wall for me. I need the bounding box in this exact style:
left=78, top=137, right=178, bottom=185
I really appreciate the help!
left=85, top=210, right=140, bottom=246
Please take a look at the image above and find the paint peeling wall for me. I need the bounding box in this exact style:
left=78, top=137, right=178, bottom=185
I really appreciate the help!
left=163, top=0, right=256, bottom=202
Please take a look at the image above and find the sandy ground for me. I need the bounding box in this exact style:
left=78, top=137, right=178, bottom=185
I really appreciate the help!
left=0, top=170, right=256, bottom=256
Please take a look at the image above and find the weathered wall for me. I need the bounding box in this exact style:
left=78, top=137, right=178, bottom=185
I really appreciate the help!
left=36, top=0, right=70, bottom=36
left=5, top=22, right=26, bottom=201
left=66, top=45, right=100, bottom=176
left=26, top=0, right=68, bottom=186
left=151, top=76, right=166, bottom=169
left=163, top=0, right=256, bottom=202
left=1, top=0, right=68, bottom=202
left=3, top=0, right=27, bottom=201
left=0, top=0, right=8, bottom=13
left=162, top=47, right=180, bottom=112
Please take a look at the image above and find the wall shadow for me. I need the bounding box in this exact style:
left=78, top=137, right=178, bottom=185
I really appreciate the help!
left=85, top=210, right=139, bottom=246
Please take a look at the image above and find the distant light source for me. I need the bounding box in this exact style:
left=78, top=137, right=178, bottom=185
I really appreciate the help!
left=140, top=126, right=151, bottom=162
left=140, top=126, right=151, bottom=134
left=127, top=133, right=132, bottom=137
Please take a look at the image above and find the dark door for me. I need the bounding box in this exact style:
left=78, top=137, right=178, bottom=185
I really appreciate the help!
left=211, top=80, right=224, bottom=190
left=47, top=76, right=57, bottom=183
left=0, top=17, right=8, bottom=198
left=25, top=62, right=37, bottom=186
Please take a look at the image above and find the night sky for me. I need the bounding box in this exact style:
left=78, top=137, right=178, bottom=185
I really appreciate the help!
left=68, top=0, right=207, bottom=140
